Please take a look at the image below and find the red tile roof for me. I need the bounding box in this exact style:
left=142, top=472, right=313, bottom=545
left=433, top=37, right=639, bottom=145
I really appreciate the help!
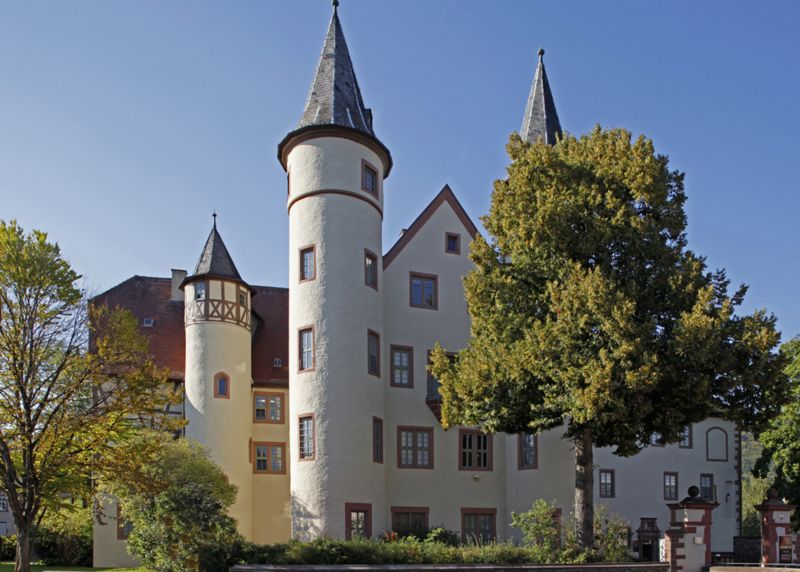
left=91, top=276, right=288, bottom=387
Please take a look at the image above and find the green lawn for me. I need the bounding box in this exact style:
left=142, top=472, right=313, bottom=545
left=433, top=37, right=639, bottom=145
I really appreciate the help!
left=0, top=564, right=147, bottom=572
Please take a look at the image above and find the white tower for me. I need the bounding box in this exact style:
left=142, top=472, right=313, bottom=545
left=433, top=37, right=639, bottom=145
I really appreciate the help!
left=278, top=2, right=393, bottom=540
left=182, top=218, right=254, bottom=539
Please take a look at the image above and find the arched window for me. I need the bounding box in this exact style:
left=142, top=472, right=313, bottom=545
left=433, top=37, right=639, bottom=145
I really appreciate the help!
left=214, top=372, right=230, bottom=399
left=706, top=427, right=728, bottom=462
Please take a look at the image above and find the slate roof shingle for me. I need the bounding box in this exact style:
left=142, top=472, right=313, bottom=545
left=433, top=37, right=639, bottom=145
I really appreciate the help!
left=520, top=49, right=562, bottom=145
left=192, top=222, right=243, bottom=282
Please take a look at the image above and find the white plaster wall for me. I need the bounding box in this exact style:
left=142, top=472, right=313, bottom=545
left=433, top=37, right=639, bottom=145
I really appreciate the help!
left=92, top=498, right=139, bottom=568
left=287, top=136, right=386, bottom=539
left=184, top=281, right=254, bottom=539
left=383, top=199, right=510, bottom=536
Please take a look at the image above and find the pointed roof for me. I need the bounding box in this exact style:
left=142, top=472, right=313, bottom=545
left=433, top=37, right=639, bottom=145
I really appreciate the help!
left=383, top=185, right=479, bottom=269
left=190, top=216, right=243, bottom=282
left=520, top=48, right=562, bottom=145
left=298, top=2, right=374, bottom=136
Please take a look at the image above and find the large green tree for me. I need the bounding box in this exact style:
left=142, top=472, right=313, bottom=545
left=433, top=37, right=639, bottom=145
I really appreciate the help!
left=755, top=336, right=800, bottom=529
left=103, top=437, right=239, bottom=572
left=431, top=128, right=787, bottom=548
left=0, top=220, right=182, bottom=572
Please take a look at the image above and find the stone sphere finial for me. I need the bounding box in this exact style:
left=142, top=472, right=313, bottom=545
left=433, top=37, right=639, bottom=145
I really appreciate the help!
left=688, top=485, right=700, bottom=498
left=767, top=487, right=780, bottom=500
left=538, top=48, right=545, bottom=61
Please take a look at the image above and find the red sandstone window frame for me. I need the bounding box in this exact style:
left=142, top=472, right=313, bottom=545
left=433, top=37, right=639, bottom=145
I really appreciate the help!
left=663, top=471, right=679, bottom=501
left=518, top=433, right=538, bottom=470
left=299, top=244, right=316, bottom=282
left=372, top=416, right=384, bottom=464
left=299, top=413, right=316, bottom=461
left=599, top=469, right=615, bottom=498
left=364, top=249, right=379, bottom=291
left=458, top=429, right=493, bottom=471
left=345, top=502, right=372, bottom=540
left=213, top=371, right=230, bottom=399
left=252, top=441, right=287, bottom=475
left=460, top=507, right=497, bottom=543
left=389, top=345, right=414, bottom=388
left=367, top=330, right=381, bottom=377
left=391, top=506, right=430, bottom=534
left=298, top=326, right=315, bottom=372
left=409, top=272, right=438, bottom=310
left=445, top=232, right=461, bottom=255
left=361, top=159, right=379, bottom=198
left=253, top=391, right=285, bottom=424
left=397, top=426, right=434, bottom=469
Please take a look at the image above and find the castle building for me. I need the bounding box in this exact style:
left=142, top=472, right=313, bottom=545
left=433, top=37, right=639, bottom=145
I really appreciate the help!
left=92, top=4, right=741, bottom=568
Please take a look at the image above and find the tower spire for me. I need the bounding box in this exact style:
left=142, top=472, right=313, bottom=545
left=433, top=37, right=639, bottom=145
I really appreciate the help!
left=296, top=1, right=375, bottom=135
left=191, top=219, right=243, bottom=282
left=520, top=48, right=562, bottom=145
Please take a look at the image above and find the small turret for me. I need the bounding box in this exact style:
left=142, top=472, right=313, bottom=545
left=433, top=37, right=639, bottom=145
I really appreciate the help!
left=520, top=48, right=562, bottom=145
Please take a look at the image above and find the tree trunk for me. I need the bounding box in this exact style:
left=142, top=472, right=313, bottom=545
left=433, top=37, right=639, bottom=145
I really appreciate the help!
left=574, top=427, right=594, bottom=549
left=15, top=525, right=32, bottom=572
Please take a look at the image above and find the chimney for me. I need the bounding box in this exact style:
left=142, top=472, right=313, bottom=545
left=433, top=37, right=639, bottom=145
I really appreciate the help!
left=171, top=269, right=187, bottom=302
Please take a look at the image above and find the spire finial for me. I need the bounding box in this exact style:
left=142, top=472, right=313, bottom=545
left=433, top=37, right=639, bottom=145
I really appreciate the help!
left=538, top=48, right=545, bottom=62
left=212, top=211, right=217, bottom=228
left=332, top=0, right=339, bottom=10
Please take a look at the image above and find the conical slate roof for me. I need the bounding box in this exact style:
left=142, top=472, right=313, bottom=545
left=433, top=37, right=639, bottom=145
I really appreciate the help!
left=520, top=49, right=562, bottom=145
left=191, top=218, right=243, bottom=282
left=297, top=2, right=375, bottom=136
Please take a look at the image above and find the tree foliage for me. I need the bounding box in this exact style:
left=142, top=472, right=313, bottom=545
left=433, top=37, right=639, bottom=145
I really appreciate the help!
left=755, top=336, right=800, bottom=530
left=0, top=220, right=182, bottom=572
left=105, top=437, right=239, bottom=572
left=431, top=127, right=786, bottom=546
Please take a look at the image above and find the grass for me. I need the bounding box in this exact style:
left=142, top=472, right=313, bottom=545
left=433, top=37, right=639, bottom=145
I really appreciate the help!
left=0, top=564, right=147, bottom=572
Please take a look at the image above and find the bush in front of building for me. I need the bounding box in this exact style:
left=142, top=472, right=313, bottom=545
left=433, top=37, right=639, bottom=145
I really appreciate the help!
left=0, top=534, right=16, bottom=561
left=33, top=505, right=93, bottom=567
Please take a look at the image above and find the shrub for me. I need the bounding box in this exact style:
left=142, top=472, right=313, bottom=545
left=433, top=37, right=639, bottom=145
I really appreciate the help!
left=34, top=505, right=93, bottom=566
left=0, top=534, right=16, bottom=561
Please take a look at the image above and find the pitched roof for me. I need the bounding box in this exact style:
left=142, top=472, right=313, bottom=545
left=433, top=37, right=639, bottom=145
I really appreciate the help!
left=191, top=221, right=243, bottom=282
left=91, top=276, right=289, bottom=387
left=383, top=184, right=479, bottom=269
left=297, top=3, right=375, bottom=136
left=520, top=49, right=562, bottom=145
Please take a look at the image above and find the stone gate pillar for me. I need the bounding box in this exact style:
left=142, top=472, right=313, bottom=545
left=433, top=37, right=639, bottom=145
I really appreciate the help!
left=755, top=488, right=797, bottom=564
left=664, top=486, right=718, bottom=572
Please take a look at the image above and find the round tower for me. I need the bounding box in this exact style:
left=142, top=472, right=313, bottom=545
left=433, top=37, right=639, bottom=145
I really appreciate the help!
left=182, top=218, right=254, bottom=539
left=278, top=2, right=392, bottom=540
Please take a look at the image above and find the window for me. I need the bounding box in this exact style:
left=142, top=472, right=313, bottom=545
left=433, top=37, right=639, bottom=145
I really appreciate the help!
left=142, top=318, right=154, bottom=327
left=391, top=507, right=429, bottom=536
left=397, top=426, right=433, bottom=469
left=679, top=426, right=692, bottom=448
left=253, top=442, right=286, bottom=474
left=410, top=273, right=437, bottom=309
left=664, top=472, right=678, bottom=501
left=461, top=508, right=496, bottom=543
left=599, top=469, right=615, bottom=498
left=361, top=160, right=378, bottom=197
left=426, top=350, right=454, bottom=400
left=445, top=232, right=461, bottom=254
left=390, top=346, right=413, bottom=388
left=364, top=250, right=378, bottom=290
left=273, top=358, right=283, bottom=367
left=367, top=330, right=380, bottom=377
left=239, top=291, right=247, bottom=307
left=650, top=432, right=664, bottom=446
left=116, top=504, right=132, bottom=541
left=373, top=417, right=383, bottom=463
left=0, top=494, right=7, bottom=512
left=345, top=503, right=372, bottom=539
left=700, top=473, right=714, bottom=501
left=299, top=415, right=315, bottom=460
left=195, top=282, right=206, bottom=300
left=706, top=427, right=728, bottom=461
left=254, top=392, right=284, bottom=424
left=213, top=373, right=230, bottom=399
left=459, top=429, right=492, bottom=471
left=299, top=327, right=314, bottom=371
left=518, top=433, right=538, bottom=470
left=299, top=246, right=315, bottom=282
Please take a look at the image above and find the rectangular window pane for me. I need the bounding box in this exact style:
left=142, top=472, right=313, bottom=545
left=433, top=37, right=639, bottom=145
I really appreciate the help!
left=368, top=332, right=380, bottom=376
left=664, top=472, right=678, bottom=500
left=373, top=418, right=383, bottom=463
left=300, top=416, right=315, bottom=460
left=410, top=274, right=437, bottom=309
left=300, top=329, right=313, bottom=371
left=270, top=445, right=283, bottom=473
left=254, top=396, right=267, bottom=420
left=399, top=428, right=432, bottom=468
left=520, top=433, right=537, bottom=469
left=300, top=247, right=315, bottom=281
left=700, top=474, right=714, bottom=500
left=679, top=426, right=692, bottom=448
left=365, top=252, right=378, bottom=289
left=269, top=395, right=282, bottom=421
left=460, top=430, right=491, bottom=470
left=256, top=445, right=268, bottom=471
left=599, top=470, right=614, bottom=498
left=392, top=348, right=410, bottom=386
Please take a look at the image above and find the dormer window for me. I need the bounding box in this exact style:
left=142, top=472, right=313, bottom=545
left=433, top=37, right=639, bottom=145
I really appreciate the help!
left=142, top=318, right=154, bottom=328
left=362, top=160, right=378, bottom=197
left=195, top=282, right=206, bottom=300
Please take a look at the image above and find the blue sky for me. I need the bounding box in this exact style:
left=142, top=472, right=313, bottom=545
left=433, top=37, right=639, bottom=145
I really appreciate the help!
left=1, top=1, right=798, bottom=341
